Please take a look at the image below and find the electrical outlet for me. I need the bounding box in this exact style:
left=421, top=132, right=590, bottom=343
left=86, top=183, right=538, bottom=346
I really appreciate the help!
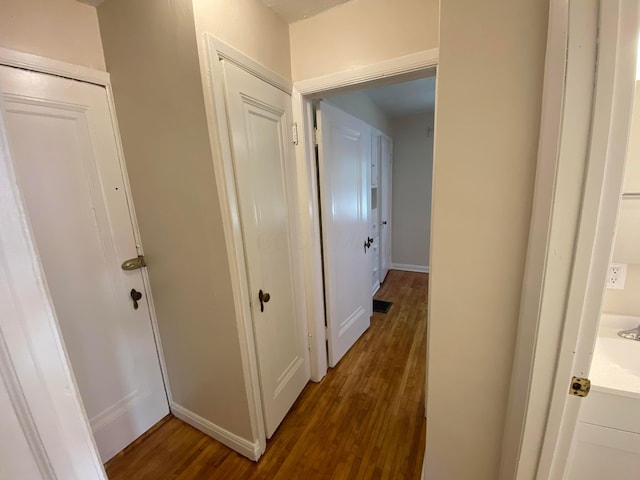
left=607, top=263, right=628, bottom=290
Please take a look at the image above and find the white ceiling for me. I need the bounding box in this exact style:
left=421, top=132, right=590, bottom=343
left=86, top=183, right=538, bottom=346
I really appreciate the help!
left=362, top=77, right=436, bottom=118
left=260, top=0, right=352, bottom=23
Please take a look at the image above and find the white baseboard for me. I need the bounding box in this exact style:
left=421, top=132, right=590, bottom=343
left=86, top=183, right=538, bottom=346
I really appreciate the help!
left=391, top=263, right=429, bottom=273
left=170, top=401, right=262, bottom=461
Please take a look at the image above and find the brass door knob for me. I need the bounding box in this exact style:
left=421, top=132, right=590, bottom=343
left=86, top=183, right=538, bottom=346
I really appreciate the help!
left=258, top=289, right=271, bottom=312
left=130, top=288, right=143, bottom=310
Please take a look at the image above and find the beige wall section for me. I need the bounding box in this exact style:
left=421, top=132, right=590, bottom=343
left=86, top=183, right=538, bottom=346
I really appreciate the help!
left=391, top=112, right=433, bottom=268
left=192, top=0, right=291, bottom=80
left=603, top=82, right=640, bottom=317
left=0, top=0, right=105, bottom=70
left=622, top=82, right=640, bottom=193
left=289, top=0, right=439, bottom=82
left=603, top=265, right=640, bottom=316
left=325, top=91, right=392, bottom=136
left=426, top=1, right=548, bottom=479
left=98, top=0, right=253, bottom=441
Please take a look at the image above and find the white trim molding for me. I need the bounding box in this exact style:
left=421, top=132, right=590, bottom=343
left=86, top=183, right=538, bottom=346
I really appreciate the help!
left=0, top=47, right=110, bottom=86
left=171, top=402, right=261, bottom=461
left=391, top=263, right=429, bottom=274
left=499, top=1, right=571, bottom=475
left=294, top=49, right=438, bottom=97
left=205, top=35, right=292, bottom=94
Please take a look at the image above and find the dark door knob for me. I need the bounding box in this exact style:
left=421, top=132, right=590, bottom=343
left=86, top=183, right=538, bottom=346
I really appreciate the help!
left=130, top=288, right=143, bottom=310
left=258, top=289, right=271, bottom=312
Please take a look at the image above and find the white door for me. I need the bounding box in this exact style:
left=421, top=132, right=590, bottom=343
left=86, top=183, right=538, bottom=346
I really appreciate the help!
left=380, top=135, right=393, bottom=282
left=0, top=65, right=168, bottom=462
left=221, top=61, right=310, bottom=438
left=317, top=101, right=372, bottom=367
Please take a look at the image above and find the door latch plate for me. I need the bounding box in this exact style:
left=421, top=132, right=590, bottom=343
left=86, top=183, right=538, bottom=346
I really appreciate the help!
left=121, top=255, right=146, bottom=271
left=569, top=376, right=591, bottom=397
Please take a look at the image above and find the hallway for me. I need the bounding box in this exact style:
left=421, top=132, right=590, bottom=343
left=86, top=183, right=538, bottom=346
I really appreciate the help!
left=105, top=270, right=427, bottom=479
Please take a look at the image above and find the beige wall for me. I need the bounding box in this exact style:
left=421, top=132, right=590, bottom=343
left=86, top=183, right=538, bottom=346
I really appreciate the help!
left=622, top=82, right=640, bottom=194
left=0, top=0, right=105, bottom=70
left=391, top=112, right=433, bottom=268
left=603, top=265, right=640, bottom=315
left=426, top=1, right=549, bottom=479
left=98, top=0, right=254, bottom=441
left=325, top=91, right=392, bottom=136
left=192, top=0, right=291, bottom=80
left=289, top=0, right=439, bottom=82
left=603, top=82, right=640, bottom=316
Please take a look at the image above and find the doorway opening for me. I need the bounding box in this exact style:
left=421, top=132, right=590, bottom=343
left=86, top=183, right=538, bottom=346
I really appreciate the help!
left=298, top=69, right=437, bottom=379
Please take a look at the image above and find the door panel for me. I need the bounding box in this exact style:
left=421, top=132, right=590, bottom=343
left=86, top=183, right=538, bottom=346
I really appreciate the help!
left=0, top=66, right=168, bottom=462
left=317, top=101, right=372, bottom=368
left=221, top=61, right=309, bottom=438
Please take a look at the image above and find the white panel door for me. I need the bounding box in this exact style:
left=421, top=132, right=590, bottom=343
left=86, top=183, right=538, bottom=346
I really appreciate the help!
left=221, top=61, right=309, bottom=438
left=317, top=101, right=372, bottom=368
left=0, top=65, right=168, bottom=462
left=380, top=135, right=393, bottom=282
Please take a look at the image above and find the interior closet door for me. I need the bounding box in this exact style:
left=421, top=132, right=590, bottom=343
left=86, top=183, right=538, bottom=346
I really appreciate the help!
left=380, top=135, right=393, bottom=282
left=317, top=101, right=372, bottom=368
left=221, top=60, right=310, bottom=438
left=0, top=65, right=168, bottom=462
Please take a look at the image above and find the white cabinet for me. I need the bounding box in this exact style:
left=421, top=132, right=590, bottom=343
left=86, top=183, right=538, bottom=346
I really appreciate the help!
left=567, top=422, right=640, bottom=480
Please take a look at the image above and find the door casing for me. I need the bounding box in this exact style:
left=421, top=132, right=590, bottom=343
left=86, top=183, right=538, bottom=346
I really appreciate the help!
left=499, top=0, right=640, bottom=478
left=292, top=52, right=439, bottom=381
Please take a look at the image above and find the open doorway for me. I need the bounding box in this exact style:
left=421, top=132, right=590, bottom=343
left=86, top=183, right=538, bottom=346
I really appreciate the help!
left=314, top=76, right=435, bottom=368
left=326, top=77, right=435, bottom=278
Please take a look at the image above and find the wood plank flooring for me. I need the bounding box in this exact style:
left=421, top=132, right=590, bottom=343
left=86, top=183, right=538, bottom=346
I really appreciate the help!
left=105, top=270, right=428, bottom=479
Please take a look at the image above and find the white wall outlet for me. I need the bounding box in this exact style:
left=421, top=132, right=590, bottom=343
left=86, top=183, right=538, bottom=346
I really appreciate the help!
left=607, top=263, right=628, bottom=290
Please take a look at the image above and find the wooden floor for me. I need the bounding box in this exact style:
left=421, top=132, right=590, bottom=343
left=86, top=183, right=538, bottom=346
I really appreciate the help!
left=106, top=270, right=428, bottom=479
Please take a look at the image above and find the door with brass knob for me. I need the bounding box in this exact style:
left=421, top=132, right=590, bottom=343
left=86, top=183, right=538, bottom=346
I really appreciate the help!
left=223, top=61, right=309, bottom=439
left=1, top=64, right=169, bottom=462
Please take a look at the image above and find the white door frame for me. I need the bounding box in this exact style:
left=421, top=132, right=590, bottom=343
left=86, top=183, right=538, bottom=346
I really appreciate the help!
left=199, top=34, right=304, bottom=458
left=292, top=49, right=439, bottom=380
left=0, top=48, right=172, bottom=479
left=499, top=0, right=640, bottom=478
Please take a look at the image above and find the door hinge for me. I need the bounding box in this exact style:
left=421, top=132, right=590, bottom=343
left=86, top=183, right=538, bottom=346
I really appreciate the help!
left=313, top=127, right=320, bottom=146
left=121, top=255, right=146, bottom=271
left=308, top=334, right=313, bottom=351
left=569, top=376, right=591, bottom=397
left=292, top=123, right=299, bottom=145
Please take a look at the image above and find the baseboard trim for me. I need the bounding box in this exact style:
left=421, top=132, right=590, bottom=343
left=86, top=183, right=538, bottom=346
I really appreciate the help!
left=170, top=402, right=262, bottom=461
left=391, top=263, right=429, bottom=273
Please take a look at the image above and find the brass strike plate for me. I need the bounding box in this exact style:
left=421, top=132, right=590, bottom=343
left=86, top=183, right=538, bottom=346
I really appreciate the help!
left=569, top=376, right=591, bottom=397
